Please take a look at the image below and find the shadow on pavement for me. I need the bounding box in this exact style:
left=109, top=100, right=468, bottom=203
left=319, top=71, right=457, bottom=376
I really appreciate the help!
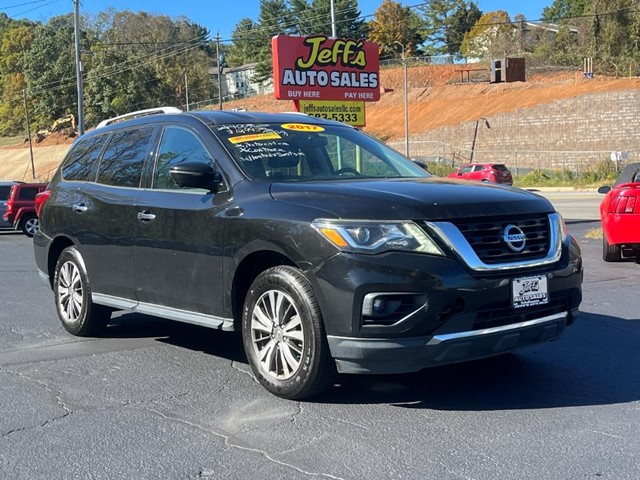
left=104, top=310, right=639, bottom=410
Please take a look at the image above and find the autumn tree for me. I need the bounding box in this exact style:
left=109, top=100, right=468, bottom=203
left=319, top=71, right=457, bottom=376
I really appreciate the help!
left=460, top=10, right=513, bottom=60
left=368, top=0, right=423, bottom=57
left=0, top=21, right=36, bottom=135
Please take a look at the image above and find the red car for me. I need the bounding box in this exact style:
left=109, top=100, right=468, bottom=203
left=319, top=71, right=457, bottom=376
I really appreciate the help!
left=447, top=163, right=513, bottom=185
left=2, top=182, right=47, bottom=237
left=598, top=162, right=640, bottom=262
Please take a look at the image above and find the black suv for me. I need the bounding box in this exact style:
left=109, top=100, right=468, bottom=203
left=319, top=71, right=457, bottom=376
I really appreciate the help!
left=34, top=109, right=583, bottom=399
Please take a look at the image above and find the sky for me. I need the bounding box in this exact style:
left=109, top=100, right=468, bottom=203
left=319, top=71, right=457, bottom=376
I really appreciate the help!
left=5, top=0, right=551, bottom=43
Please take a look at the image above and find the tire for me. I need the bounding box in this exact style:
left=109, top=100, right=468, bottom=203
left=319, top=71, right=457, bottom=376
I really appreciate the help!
left=53, top=246, right=111, bottom=336
left=602, top=236, right=622, bottom=262
left=20, top=214, right=39, bottom=237
left=242, top=266, right=336, bottom=400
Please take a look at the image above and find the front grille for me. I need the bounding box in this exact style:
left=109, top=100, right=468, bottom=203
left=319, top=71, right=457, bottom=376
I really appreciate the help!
left=473, top=298, right=568, bottom=331
left=450, top=214, right=551, bottom=264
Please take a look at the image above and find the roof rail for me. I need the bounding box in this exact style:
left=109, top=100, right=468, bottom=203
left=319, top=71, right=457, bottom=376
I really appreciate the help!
left=96, top=106, right=182, bottom=129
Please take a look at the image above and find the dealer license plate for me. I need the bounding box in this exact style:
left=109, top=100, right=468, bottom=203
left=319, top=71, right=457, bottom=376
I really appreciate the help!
left=512, top=275, right=549, bottom=308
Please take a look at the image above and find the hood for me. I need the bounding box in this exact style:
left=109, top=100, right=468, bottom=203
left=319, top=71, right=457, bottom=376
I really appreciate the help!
left=269, top=177, right=554, bottom=220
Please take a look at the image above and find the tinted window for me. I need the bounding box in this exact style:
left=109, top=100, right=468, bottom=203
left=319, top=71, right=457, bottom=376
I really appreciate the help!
left=0, top=185, right=12, bottom=201
left=62, top=134, right=109, bottom=181
left=18, top=187, right=40, bottom=200
left=154, top=127, right=213, bottom=189
left=493, top=164, right=508, bottom=171
left=97, top=127, right=154, bottom=188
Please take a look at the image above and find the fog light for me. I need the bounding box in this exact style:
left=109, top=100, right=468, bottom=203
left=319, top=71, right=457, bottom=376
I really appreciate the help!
left=372, top=297, right=386, bottom=313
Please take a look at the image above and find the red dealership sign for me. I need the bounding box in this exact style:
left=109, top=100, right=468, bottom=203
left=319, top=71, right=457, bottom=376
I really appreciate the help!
left=272, top=35, right=380, bottom=102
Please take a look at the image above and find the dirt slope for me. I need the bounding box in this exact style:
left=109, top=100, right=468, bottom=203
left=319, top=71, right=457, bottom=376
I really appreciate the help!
left=1, top=64, right=638, bottom=181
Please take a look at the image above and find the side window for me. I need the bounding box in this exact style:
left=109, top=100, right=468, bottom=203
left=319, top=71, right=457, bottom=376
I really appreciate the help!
left=154, top=126, right=213, bottom=190
left=97, top=127, right=154, bottom=188
left=474, top=165, right=484, bottom=172
left=18, top=187, right=39, bottom=200
left=62, top=134, right=109, bottom=181
left=460, top=166, right=473, bottom=174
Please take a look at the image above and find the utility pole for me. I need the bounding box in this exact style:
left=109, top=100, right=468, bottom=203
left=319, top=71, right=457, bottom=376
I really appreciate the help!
left=216, top=33, right=223, bottom=110
left=73, top=0, right=84, bottom=135
left=394, top=41, right=409, bottom=158
left=23, top=89, right=35, bottom=179
left=330, top=0, right=336, bottom=37
left=184, top=71, right=189, bottom=111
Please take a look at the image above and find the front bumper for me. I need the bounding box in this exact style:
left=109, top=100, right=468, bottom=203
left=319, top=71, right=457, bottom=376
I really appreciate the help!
left=310, top=236, right=582, bottom=375
left=328, top=310, right=574, bottom=374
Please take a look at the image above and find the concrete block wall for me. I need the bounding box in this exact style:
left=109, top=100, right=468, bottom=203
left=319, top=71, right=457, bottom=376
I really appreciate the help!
left=395, top=89, right=640, bottom=172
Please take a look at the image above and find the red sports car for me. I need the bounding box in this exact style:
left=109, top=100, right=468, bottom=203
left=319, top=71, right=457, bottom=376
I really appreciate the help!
left=598, top=162, right=640, bottom=262
left=447, top=163, right=513, bottom=185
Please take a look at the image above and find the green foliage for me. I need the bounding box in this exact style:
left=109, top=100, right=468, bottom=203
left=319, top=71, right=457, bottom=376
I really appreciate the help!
left=541, top=0, right=590, bottom=22
left=420, top=0, right=481, bottom=57
left=514, top=160, right=619, bottom=188
left=291, top=0, right=367, bottom=38
left=369, top=0, right=424, bottom=57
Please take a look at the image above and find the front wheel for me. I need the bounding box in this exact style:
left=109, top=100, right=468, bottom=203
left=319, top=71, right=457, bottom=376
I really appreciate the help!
left=242, top=266, right=336, bottom=400
left=53, top=246, right=111, bottom=336
left=21, top=214, right=39, bottom=237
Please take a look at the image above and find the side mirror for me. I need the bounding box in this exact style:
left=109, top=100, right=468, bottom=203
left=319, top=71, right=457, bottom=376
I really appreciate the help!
left=597, top=186, right=611, bottom=194
left=169, top=162, right=220, bottom=190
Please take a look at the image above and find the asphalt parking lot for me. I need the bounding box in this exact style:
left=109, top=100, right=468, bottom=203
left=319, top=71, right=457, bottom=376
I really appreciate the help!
left=0, top=191, right=638, bottom=480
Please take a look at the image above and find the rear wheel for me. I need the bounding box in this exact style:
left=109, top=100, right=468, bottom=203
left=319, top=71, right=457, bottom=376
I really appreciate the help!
left=242, top=266, right=336, bottom=400
left=603, top=236, right=622, bottom=262
left=53, top=246, right=111, bottom=336
left=20, top=214, right=39, bottom=237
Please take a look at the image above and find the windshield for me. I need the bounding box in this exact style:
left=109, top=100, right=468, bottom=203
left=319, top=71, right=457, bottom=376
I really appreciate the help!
left=210, top=122, right=429, bottom=181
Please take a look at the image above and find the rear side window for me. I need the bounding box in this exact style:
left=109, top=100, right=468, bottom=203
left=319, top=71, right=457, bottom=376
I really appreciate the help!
left=154, top=126, right=213, bottom=190
left=97, top=127, right=154, bottom=188
left=62, top=134, right=109, bottom=181
left=18, top=187, right=40, bottom=200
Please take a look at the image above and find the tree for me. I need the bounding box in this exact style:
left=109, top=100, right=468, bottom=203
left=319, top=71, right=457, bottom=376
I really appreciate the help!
left=0, top=22, right=36, bottom=135
left=444, top=2, right=482, bottom=57
left=23, top=15, right=78, bottom=130
left=460, top=10, right=513, bottom=60
left=368, top=0, right=422, bottom=57
left=541, top=0, right=590, bottom=22
left=251, top=0, right=295, bottom=85
left=290, top=0, right=367, bottom=38
left=227, top=18, right=261, bottom=67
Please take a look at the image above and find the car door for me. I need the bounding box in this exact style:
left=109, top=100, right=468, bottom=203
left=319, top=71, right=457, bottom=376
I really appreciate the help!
left=73, top=126, right=154, bottom=301
left=134, top=124, right=229, bottom=317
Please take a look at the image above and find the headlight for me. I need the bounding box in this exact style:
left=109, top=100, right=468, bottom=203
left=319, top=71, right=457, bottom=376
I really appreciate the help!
left=312, top=219, right=444, bottom=255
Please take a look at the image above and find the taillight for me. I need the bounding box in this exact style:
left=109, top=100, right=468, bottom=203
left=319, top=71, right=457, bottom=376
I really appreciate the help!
left=35, top=190, right=51, bottom=217
left=4, top=199, right=13, bottom=216
left=611, top=194, right=639, bottom=214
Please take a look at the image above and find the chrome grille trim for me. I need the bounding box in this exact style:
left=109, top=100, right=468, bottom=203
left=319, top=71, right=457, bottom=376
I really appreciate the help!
left=427, top=213, right=563, bottom=272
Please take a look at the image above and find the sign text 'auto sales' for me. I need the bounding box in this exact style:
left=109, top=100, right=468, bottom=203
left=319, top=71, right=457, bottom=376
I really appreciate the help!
left=272, top=35, right=380, bottom=102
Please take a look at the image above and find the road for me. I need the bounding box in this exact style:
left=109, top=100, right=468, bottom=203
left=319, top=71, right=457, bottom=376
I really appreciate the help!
left=0, top=200, right=638, bottom=479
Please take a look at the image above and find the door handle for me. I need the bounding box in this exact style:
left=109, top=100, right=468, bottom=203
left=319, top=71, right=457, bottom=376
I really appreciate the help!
left=137, top=211, right=156, bottom=222
left=72, top=203, right=88, bottom=213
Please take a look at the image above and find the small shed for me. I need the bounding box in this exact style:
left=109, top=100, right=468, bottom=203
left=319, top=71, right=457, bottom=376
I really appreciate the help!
left=491, top=57, right=526, bottom=83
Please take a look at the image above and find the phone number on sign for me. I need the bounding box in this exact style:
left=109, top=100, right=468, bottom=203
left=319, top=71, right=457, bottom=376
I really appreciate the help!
left=309, top=112, right=361, bottom=123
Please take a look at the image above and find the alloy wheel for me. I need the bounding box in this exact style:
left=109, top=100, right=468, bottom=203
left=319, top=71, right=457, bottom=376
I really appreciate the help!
left=57, top=260, right=84, bottom=323
left=250, top=289, right=305, bottom=380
